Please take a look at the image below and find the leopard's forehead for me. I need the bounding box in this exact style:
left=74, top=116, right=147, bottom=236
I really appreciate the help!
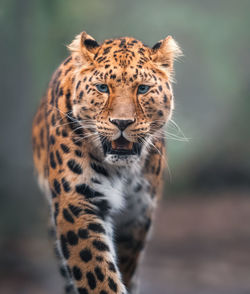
left=93, top=37, right=152, bottom=69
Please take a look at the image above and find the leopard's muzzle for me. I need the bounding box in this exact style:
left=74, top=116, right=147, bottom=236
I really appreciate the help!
left=101, top=135, right=142, bottom=157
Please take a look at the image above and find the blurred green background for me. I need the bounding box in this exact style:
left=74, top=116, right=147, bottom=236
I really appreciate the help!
left=1, top=0, right=250, bottom=293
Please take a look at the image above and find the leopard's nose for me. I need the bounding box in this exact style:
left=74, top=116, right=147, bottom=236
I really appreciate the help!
left=109, top=119, right=135, bottom=131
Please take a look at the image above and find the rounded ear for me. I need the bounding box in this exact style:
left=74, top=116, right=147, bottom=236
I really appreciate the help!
left=68, top=31, right=100, bottom=66
left=151, top=36, right=182, bottom=76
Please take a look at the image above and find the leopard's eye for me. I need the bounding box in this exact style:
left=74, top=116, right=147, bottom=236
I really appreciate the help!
left=137, top=84, right=150, bottom=94
left=96, top=84, right=109, bottom=93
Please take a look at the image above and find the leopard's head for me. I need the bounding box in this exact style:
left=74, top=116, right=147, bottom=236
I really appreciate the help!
left=68, top=32, right=182, bottom=166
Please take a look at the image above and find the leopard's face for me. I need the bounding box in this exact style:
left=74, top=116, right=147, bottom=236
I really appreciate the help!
left=69, top=33, right=181, bottom=166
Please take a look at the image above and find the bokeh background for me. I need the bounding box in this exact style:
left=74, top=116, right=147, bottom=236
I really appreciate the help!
left=1, top=0, right=250, bottom=293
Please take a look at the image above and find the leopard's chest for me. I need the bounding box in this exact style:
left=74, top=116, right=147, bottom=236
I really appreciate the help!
left=90, top=167, right=153, bottom=227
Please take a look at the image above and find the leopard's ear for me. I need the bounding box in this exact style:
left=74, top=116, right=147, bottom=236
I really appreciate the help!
left=151, top=36, right=182, bottom=77
left=68, top=31, right=100, bottom=66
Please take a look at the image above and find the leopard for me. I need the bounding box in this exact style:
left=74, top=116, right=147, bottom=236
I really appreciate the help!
left=32, top=31, right=182, bottom=294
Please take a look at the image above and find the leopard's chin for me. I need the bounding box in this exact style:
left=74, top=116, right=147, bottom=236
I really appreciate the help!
left=104, top=153, right=140, bottom=166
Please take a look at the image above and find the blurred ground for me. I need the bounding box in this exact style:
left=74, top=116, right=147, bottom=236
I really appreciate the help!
left=1, top=191, right=250, bottom=294
left=140, top=192, right=250, bottom=294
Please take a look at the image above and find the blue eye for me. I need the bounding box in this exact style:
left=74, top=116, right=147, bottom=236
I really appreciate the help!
left=137, top=84, right=150, bottom=94
left=96, top=84, right=109, bottom=93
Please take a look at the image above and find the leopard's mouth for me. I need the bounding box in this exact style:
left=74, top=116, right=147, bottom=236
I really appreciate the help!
left=101, top=136, right=142, bottom=156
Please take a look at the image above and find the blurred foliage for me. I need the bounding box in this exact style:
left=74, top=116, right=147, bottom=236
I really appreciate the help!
left=0, top=0, right=250, bottom=235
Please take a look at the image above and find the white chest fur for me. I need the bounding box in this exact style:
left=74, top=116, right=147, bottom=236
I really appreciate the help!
left=90, top=166, right=154, bottom=225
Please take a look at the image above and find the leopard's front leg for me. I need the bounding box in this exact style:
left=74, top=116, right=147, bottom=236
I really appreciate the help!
left=52, top=191, right=127, bottom=294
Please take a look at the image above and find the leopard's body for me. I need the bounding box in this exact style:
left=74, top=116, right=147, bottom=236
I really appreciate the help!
left=32, top=32, right=181, bottom=294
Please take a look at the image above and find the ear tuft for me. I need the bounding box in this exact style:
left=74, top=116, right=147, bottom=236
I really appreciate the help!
left=68, top=31, right=99, bottom=67
left=67, top=33, right=82, bottom=54
left=151, top=36, right=182, bottom=77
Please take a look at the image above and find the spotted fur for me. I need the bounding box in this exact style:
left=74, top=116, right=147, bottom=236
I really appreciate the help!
left=32, top=31, right=181, bottom=294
